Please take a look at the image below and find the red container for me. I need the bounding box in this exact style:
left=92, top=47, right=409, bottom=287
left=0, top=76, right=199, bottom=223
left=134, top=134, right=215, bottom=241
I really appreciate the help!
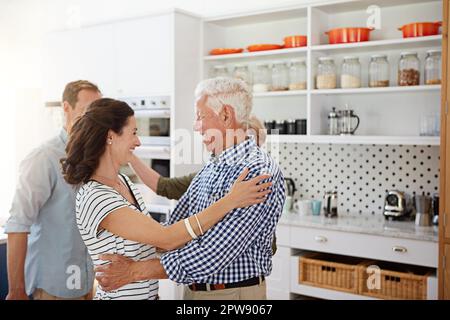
left=398, top=22, right=442, bottom=38
left=284, top=35, right=307, bottom=48
left=325, top=27, right=373, bottom=44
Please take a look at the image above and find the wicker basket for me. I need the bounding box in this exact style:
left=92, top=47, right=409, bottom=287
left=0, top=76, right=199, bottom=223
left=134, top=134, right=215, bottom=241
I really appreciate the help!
left=358, top=261, right=432, bottom=300
left=298, top=253, right=369, bottom=294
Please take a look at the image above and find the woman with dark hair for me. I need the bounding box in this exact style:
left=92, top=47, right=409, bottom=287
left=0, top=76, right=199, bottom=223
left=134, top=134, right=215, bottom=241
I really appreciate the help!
left=62, top=98, right=272, bottom=300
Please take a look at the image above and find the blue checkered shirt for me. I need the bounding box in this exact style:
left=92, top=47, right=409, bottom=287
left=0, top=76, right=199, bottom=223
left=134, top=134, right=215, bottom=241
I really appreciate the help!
left=160, top=137, right=285, bottom=284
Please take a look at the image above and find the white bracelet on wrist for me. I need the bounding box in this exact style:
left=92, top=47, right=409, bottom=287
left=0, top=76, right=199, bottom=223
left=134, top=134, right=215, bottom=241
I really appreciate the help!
left=184, top=217, right=198, bottom=240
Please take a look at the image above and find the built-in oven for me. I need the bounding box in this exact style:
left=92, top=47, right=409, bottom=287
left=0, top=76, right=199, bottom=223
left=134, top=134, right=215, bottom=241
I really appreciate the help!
left=119, top=142, right=172, bottom=223
left=122, top=96, right=171, bottom=146
left=120, top=96, right=174, bottom=222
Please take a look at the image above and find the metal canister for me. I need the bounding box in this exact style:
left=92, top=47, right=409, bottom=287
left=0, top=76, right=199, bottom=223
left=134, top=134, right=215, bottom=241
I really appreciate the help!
left=285, top=119, right=296, bottom=135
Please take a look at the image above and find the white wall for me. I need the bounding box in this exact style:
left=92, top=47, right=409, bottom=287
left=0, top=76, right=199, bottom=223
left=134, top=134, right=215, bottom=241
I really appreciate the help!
left=0, top=0, right=320, bottom=219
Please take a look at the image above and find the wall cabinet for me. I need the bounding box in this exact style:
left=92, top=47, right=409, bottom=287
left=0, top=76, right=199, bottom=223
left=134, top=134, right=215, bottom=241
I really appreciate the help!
left=43, top=12, right=179, bottom=101
left=43, top=24, right=115, bottom=100
left=113, top=16, right=173, bottom=97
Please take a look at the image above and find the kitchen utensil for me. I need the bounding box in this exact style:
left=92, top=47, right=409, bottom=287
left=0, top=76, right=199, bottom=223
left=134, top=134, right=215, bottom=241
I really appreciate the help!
left=414, top=194, right=432, bottom=227
left=328, top=107, right=340, bottom=135
left=296, top=119, right=307, bottom=135
left=282, top=178, right=297, bottom=214
left=283, top=197, right=293, bottom=215
left=283, top=35, right=307, bottom=48
left=274, top=121, right=286, bottom=134
left=339, top=108, right=360, bottom=135
left=247, top=44, right=283, bottom=52
left=284, top=178, right=296, bottom=197
left=324, top=191, right=338, bottom=217
left=209, top=48, right=244, bottom=55
left=432, top=193, right=439, bottom=225
left=285, top=120, right=296, bottom=135
left=325, top=27, right=373, bottom=44
left=398, top=21, right=442, bottom=38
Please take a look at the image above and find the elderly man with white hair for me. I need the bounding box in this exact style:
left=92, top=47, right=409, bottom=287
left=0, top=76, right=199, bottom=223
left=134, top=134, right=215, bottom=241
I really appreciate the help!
left=95, top=77, right=286, bottom=300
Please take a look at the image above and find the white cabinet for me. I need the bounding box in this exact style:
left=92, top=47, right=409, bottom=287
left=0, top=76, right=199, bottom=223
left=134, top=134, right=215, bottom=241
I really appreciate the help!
left=43, top=11, right=186, bottom=102
left=266, top=246, right=291, bottom=300
left=289, top=225, right=438, bottom=268
left=43, top=24, right=115, bottom=101
left=265, top=222, right=439, bottom=300
left=114, top=16, right=173, bottom=97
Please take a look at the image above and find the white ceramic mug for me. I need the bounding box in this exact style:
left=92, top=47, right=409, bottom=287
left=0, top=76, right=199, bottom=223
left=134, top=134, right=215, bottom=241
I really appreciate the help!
left=295, top=200, right=313, bottom=216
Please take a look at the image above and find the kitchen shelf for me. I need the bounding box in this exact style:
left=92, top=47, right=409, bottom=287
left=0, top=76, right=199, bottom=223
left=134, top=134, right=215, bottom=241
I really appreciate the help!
left=203, top=36, right=441, bottom=62
left=266, top=135, right=440, bottom=146
left=311, top=85, right=441, bottom=95
left=254, top=90, right=307, bottom=97
left=311, top=35, right=442, bottom=53
left=203, top=47, right=307, bottom=61
left=202, top=0, right=442, bottom=147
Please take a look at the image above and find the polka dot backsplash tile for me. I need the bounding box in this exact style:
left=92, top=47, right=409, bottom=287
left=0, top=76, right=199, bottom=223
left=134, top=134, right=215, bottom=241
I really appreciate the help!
left=267, top=144, right=440, bottom=215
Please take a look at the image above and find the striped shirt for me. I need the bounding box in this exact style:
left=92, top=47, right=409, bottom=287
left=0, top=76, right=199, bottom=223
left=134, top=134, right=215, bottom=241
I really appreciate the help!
left=160, top=137, right=286, bottom=284
left=75, top=174, right=158, bottom=300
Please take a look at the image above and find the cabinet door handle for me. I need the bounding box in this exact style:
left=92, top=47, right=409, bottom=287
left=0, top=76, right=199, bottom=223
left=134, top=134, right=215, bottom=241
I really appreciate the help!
left=314, top=236, right=327, bottom=243
left=392, top=246, right=407, bottom=253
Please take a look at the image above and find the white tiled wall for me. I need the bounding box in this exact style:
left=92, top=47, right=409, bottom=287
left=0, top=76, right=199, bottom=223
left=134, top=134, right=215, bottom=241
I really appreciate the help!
left=268, top=144, right=440, bottom=215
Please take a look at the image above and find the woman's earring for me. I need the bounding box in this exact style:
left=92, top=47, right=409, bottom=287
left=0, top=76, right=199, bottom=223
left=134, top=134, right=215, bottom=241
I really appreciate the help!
left=108, top=139, right=112, bottom=145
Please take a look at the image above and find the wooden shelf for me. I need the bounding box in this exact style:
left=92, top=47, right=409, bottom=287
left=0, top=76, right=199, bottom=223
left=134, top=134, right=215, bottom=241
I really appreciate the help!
left=267, top=135, right=440, bottom=146
left=311, top=85, right=441, bottom=95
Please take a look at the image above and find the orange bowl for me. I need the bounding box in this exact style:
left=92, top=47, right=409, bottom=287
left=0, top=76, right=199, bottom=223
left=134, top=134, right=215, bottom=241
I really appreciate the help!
left=209, top=48, right=244, bottom=55
left=283, top=35, right=307, bottom=48
left=398, top=22, right=442, bottom=38
left=247, top=44, right=284, bottom=52
left=325, top=27, right=373, bottom=44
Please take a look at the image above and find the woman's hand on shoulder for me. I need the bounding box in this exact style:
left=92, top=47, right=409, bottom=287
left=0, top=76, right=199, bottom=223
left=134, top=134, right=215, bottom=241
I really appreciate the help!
left=226, top=168, right=272, bottom=209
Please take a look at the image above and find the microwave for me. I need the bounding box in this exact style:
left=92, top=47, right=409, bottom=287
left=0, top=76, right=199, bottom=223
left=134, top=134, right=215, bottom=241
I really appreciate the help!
left=122, top=96, right=171, bottom=146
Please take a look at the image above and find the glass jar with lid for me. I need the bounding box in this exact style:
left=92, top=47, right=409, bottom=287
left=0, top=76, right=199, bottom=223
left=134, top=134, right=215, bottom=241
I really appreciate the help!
left=398, top=52, right=420, bottom=86
left=271, top=61, right=289, bottom=91
left=369, top=54, right=390, bottom=87
left=211, top=65, right=230, bottom=78
left=252, top=63, right=271, bottom=92
left=424, top=50, right=441, bottom=85
left=316, top=57, right=337, bottom=89
left=288, top=59, right=307, bottom=90
left=341, top=56, right=361, bottom=88
left=232, top=64, right=252, bottom=86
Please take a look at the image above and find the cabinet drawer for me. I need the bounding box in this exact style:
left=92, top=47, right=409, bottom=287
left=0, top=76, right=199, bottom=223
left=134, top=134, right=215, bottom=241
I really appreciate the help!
left=289, top=226, right=438, bottom=268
